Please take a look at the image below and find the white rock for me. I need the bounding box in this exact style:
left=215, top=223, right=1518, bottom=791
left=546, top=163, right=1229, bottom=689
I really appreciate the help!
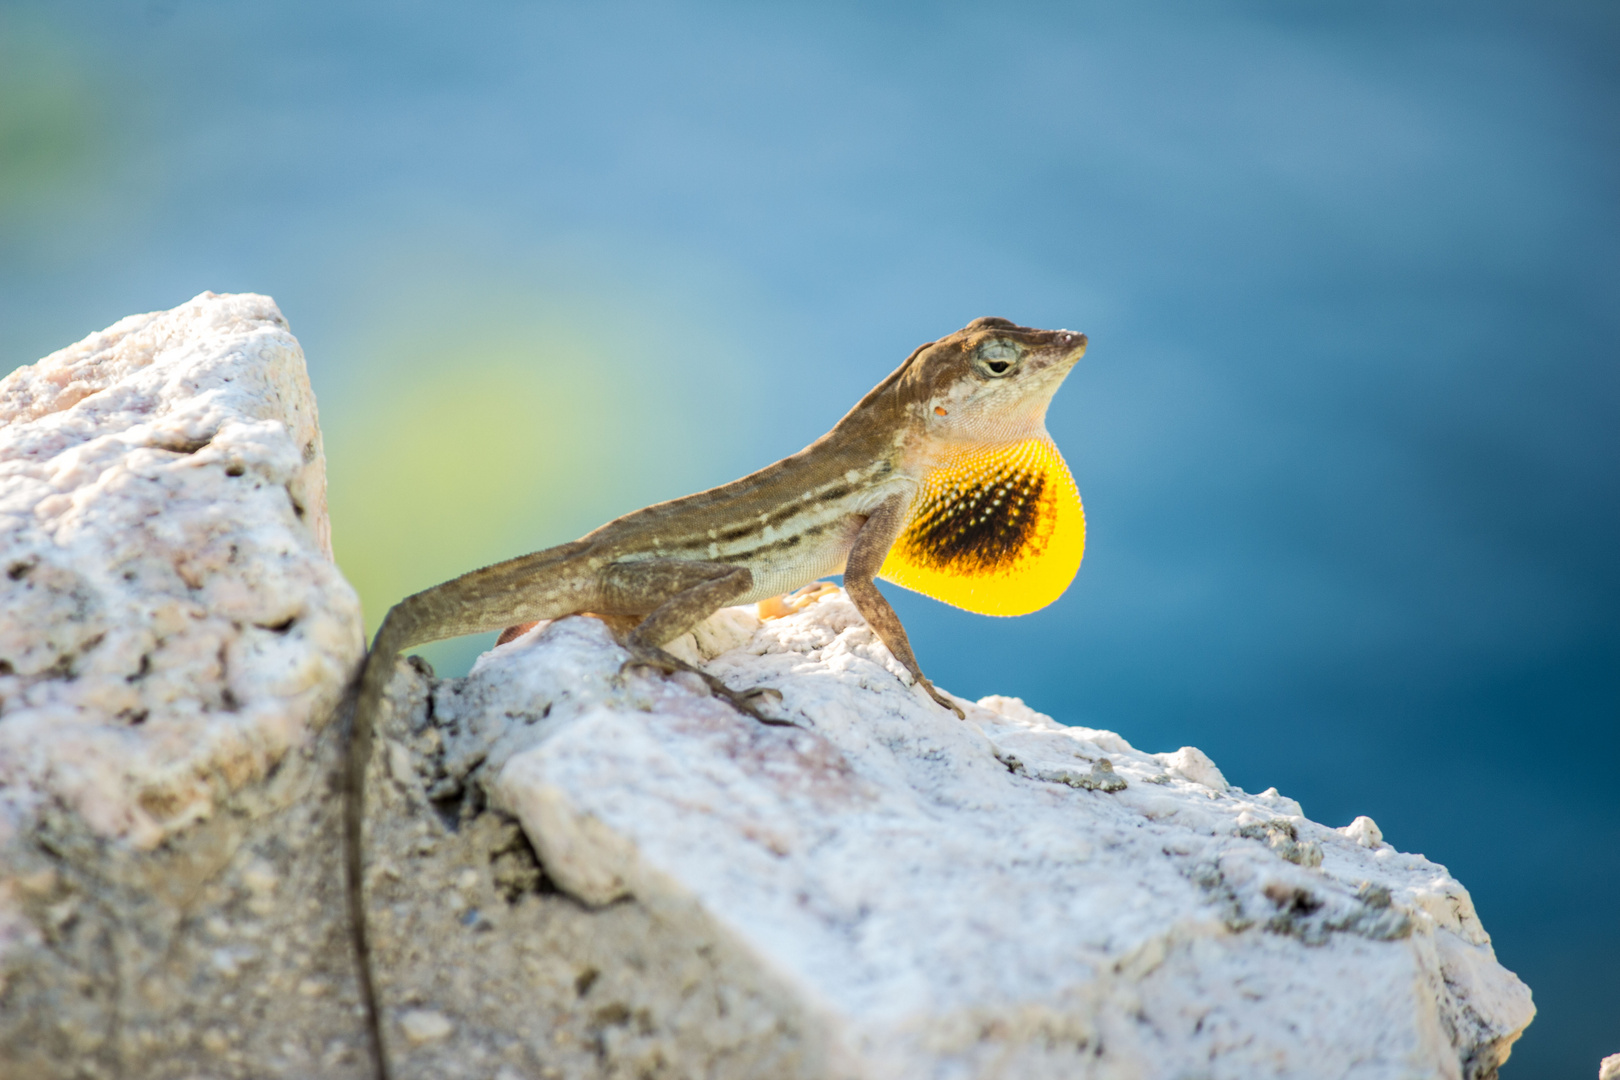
left=1599, top=1051, right=1620, bottom=1080
left=241, top=858, right=280, bottom=895
left=0, top=291, right=364, bottom=851
left=1157, top=745, right=1229, bottom=791
left=423, top=591, right=1536, bottom=1080
left=1340, top=814, right=1385, bottom=849
left=398, top=1008, right=454, bottom=1046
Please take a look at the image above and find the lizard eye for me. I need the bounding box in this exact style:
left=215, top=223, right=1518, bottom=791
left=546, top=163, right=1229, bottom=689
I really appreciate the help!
left=975, top=341, right=1020, bottom=378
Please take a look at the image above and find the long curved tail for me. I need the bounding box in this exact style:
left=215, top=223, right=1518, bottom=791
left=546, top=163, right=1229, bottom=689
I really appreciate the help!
left=341, top=540, right=596, bottom=1080
left=344, top=608, right=417, bottom=1080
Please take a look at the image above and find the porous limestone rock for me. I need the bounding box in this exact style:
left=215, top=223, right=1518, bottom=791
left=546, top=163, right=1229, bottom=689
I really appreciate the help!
left=361, top=592, right=1535, bottom=1080
left=0, top=290, right=362, bottom=848
left=0, top=293, right=367, bottom=1076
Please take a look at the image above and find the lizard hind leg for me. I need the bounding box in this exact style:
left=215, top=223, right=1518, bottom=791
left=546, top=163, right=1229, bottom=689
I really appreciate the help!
left=620, top=643, right=791, bottom=726
left=602, top=559, right=795, bottom=727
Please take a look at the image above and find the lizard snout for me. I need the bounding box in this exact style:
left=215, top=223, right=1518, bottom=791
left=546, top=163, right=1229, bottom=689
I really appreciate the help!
left=1043, top=330, right=1087, bottom=362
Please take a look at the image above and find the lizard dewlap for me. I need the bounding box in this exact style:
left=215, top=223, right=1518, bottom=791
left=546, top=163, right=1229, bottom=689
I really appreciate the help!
left=878, top=436, right=1084, bottom=616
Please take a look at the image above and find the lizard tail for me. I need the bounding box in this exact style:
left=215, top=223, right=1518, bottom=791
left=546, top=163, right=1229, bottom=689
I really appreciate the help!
left=342, top=540, right=598, bottom=1080
left=345, top=608, right=417, bottom=1080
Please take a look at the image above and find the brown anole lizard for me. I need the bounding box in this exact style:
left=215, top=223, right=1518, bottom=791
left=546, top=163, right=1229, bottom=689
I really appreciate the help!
left=343, top=317, right=1087, bottom=1079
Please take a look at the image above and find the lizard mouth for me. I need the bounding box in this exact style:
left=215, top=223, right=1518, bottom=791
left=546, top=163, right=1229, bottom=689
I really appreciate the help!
left=1052, top=330, right=1087, bottom=358
left=1028, top=331, right=1087, bottom=378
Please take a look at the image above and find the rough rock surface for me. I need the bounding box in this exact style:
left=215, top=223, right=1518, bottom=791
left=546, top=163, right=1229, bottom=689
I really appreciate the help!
left=0, top=294, right=367, bottom=1077
left=0, top=295, right=1534, bottom=1080
left=0, top=291, right=361, bottom=848
left=358, top=597, right=1533, bottom=1080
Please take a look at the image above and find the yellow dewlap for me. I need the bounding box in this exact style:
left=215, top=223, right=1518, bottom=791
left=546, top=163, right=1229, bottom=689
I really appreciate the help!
left=878, top=436, right=1084, bottom=616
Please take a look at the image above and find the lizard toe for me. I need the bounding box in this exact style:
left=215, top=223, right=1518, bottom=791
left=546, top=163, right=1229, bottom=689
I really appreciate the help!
left=621, top=648, right=795, bottom=727
left=706, top=677, right=796, bottom=727
left=619, top=650, right=679, bottom=677
left=921, top=680, right=966, bottom=719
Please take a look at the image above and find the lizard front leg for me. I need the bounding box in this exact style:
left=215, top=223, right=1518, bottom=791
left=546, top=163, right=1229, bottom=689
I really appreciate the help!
left=843, top=496, right=966, bottom=719
left=601, top=559, right=794, bottom=726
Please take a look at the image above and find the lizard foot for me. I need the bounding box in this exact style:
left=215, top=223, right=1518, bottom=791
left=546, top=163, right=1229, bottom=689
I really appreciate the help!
left=620, top=647, right=796, bottom=727
left=918, top=677, right=966, bottom=720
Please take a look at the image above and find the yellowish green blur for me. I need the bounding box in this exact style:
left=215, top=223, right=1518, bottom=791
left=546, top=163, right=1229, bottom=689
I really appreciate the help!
left=320, top=290, right=761, bottom=674
left=0, top=19, right=106, bottom=237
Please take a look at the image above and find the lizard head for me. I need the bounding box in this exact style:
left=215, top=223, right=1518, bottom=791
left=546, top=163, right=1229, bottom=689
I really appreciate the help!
left=901, top=317, right=1087, bottom=449
left=873, top=317, right=1088, bottom=617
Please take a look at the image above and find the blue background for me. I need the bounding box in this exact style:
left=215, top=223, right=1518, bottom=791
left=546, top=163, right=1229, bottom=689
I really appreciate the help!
left=2, top=2, right=1614, bottom=1073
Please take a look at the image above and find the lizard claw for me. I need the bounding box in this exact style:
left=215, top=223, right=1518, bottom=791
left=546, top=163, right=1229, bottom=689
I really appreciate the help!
left=620, top=648, right=795, bottom=727
left=620, top=654, right=677, bottom=678
left=919, top=678, right=966, bottom=720
left=716, top=683, right=796, bottom=727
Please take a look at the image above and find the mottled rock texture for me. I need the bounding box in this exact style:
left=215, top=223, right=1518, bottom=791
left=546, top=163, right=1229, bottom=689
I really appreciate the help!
left=0, top=294, right=1534, bottom=1080
left=370, top=597, right=1534, bottom=1080
left=0, top=291, right=360, bottom=849
left=0, top=293, right=367, bottom=1077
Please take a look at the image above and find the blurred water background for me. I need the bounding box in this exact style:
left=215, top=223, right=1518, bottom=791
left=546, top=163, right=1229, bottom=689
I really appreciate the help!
left=2, top=1, right=1615, bottom=1072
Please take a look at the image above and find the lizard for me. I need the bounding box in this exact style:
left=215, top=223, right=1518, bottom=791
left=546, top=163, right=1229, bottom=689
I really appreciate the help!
left=342, top=316, right=1088, bottom=1080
